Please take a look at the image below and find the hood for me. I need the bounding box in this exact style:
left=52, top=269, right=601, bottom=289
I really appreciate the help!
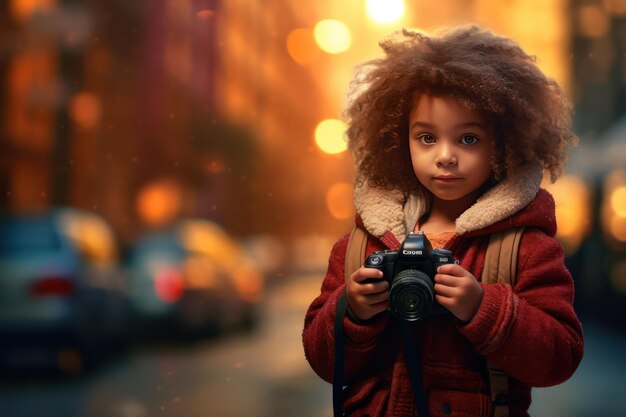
left=354, top=161, right=555, bottom=243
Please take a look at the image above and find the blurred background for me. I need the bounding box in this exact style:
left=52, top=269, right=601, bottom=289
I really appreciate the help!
left=0, top=0, right=625, bottom=416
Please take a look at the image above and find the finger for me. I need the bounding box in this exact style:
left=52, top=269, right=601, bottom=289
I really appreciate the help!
left=369, top=300, right=389, bottom=313
left=363, top=291, right=389, bottom=306
left=353, top=267, right=384, bottom=283
left=434, top=282, right=458, bottom=298
left=349, top=292, right=388, bottom=313
left=354, top=280, right=389, bottom=295
left=435, top=294, right=456, bottom=310
left=436, top=263, right=466, bottom=276
left=434, top=273, right=461, bottom=287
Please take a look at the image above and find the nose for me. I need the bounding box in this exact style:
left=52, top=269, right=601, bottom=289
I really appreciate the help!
left=435, top=143, right=457, bottom=167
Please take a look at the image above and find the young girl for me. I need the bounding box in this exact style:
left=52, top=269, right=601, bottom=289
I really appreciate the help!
left=302, top=26, right=584, bottom=417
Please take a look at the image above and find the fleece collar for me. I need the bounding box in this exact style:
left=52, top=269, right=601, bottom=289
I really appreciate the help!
left=353, top=162, right=544, bottom=242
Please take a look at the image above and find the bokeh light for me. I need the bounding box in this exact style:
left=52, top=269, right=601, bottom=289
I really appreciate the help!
left=544, top=175, right=591, bottom=255
left=326, top=182, right=354, bottom=220
left=313, top=20, right=352, bottom=54
left=601, top=169, right=626, bottom=247
left=611, top=186, right=626, bottom=217
left=366, top=0, right=405, bottom=24
left=136, top=179, right=182, bottom=227
left=286, top=28, right=321, bottom=65
left=69, top=92, right=102, bottom=129
left=314, top=119, right=347, bottom=154
left=577, top=4, right=611, bottom=38
left=196, top=9, right=215, bottom=20
left=610, top=216, right=626, bottom=242
left=9, top=0, right=55, bottom=21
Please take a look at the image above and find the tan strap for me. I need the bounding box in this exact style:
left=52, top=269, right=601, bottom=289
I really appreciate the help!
left=481, top=228, right=525, bottom=285
left=488, top=367, right=510, bottom=417
left=344, top=226, right=368, bottom=281
left=482, top=227, right=524, bottom=417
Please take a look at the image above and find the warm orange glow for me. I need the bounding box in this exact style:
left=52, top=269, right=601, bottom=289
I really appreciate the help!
left=611, top=186, right=626, bottom=217
left=9, top=0, right=55, bottom=21
left=233, top=265, right=264, bottom=302
left=315, top=119, right=347, bottom=154
left=603, top=0, right=626, bottom=16
left=610, top=216, right=626, bottom=242
left=326, top=182, right=354, bottom=220
left=577, top=4, right=611, bottom=38
left=59, top=210, right=117, bottom=264
left=178, top=220, right=265, bottom=301
left=313, top=20, right=352, bottom=54
left=8, top=51, right=58, bottom=150
left=544, top=175, right=591, bottom=255
left=286, top=28, right=321, bottom=65
left=196, top=9, right=215, bottom=20
left=136, top=180, right=182, bottom=227
left=183, top=256, right=218, bottom=289
left=180, top=220, right=239, bottom=267
left=469, top=0, right=570, bottom=91
left=69, top=92, right=102, bottom=129
left=366, top=0, right=405, bottom=24
left=602, top=169, right=626, bottom=247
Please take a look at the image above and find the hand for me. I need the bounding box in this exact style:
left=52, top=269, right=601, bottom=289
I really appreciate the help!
left=434, top=263, right=483, bottom=322
left=345, top=267, right=390, bottom=321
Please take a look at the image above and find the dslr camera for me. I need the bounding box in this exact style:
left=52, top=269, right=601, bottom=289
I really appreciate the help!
left=364, top=231, right=456, bottom=322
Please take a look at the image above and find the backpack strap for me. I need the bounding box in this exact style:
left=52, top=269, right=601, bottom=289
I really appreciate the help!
left=345, top=226, right=368, bottom=280
left=481, top=228, right=525, bottom=286
left=481, top=227, right=525, bottom=417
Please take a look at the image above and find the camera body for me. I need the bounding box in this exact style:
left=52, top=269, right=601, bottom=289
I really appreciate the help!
left=364, top=231, right=456, bottom=321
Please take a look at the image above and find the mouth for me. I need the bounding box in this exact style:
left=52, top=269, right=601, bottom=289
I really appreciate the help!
left=433, top=176, right=462, bottom=182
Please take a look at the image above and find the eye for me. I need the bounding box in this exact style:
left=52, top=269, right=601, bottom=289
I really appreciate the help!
left=418, top=134, right=436, bottom=145
left=460, top=135, right=479, bottom=145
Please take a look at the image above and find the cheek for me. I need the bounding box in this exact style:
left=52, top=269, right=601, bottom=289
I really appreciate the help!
left=409, top=147, right=428, bottom=177
left=467, top=152, right=493, bottom=181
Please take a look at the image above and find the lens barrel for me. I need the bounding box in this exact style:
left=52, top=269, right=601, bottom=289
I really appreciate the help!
left=389, top=269, right=434, bottom=321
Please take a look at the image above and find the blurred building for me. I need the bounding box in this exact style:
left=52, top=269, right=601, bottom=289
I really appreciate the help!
left=570, top=0, right=626, bottom=137
left=0, top=0, right=330, bottom=244
left=0, top=0, right=624, bottom=250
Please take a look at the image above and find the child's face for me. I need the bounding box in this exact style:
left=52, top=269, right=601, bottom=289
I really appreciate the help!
left=408, top=95, right=495, bottom=203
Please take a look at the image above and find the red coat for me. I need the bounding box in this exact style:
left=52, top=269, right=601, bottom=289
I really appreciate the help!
left=302, top=189, right=584, bottom=417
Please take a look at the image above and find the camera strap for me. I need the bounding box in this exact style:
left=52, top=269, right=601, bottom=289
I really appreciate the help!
left=401, top=322, right=429, bottom=417
left=333, top=290, right=349, bottom=417
left=333, top=293, right=429, bottom=417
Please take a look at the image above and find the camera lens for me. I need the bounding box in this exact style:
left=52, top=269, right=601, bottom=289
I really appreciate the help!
left=402, top=292, right=419, bottom=310
left=389, top=269, right=434, bottom=321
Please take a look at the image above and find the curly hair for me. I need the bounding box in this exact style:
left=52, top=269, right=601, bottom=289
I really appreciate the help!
left=344, top=25, right=575, bottom=194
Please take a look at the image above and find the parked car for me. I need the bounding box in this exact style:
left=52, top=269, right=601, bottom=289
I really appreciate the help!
left=126, top=219, right=264, bottom=337
left=0, top=208, right=132, bottom=374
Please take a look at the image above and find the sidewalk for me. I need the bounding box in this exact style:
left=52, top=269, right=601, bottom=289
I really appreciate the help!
left=529, top=318, right=626, bottom=417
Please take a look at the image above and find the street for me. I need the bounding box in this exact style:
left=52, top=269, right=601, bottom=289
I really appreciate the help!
left=0, top=273, right=625, bottom=417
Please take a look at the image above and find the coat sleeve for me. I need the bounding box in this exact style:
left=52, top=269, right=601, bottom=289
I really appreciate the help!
left=457, top=229, right=584, bottom=387
left=302, top=232, right=390, bottom=383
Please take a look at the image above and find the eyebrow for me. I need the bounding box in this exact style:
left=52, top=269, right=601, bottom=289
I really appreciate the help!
left=409, top=121, right=487, bottom=130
